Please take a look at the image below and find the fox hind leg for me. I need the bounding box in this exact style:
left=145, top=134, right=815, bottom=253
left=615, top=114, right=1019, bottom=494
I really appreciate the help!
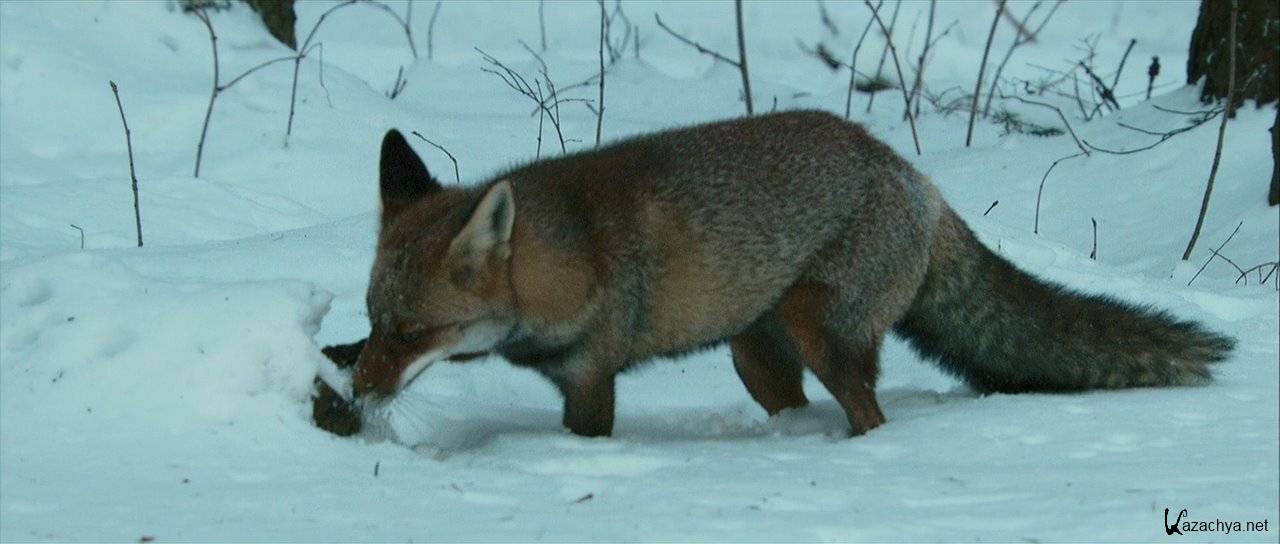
left=774, top=280, right=886, bottom=436
left=730, top=315, right=809, bottom=415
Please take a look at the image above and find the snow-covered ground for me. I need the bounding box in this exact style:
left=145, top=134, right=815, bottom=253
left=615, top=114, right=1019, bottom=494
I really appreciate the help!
left=1, top=1, right=1276, bottom=541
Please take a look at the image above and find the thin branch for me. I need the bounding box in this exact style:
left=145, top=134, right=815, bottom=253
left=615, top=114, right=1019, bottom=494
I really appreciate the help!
left=653, top=13, right=738, bottom=66
left=1111, top=38, right=1136, bottom=89
left=1083, top=107, right=1220, bottom=155
left=653, top=8, right=751, bottom=115
left=386, top=65, right=408, bottom=99
left=1235, top=262, right=1280, bottom=287
left=845, top=1, right=880, bottom=119
left=906, top=0, right=936, bottom=122
left=316, top=42, right=333, bottom=107
left=1186, top=220, right=1242, bottom=286
left=864, top=0, right=920, bottom=154
left=538, top=0, right=547, bottom=52
left=410, top=131, right=460, bottom=184
left=1089, top=217, right=1097, bottom=260
left=194, top=7, right=219, bottom=178
left=428, top=1, right=442, bottom=61
left=864, top=0, right=901, bottom=114
left=1145, top=56, right=1160, bottom=100
left=1079, top=60, right=1120, bottom=111
left=983, top=0, right=1056, bottom=117
left=1033, top=151, right=1085, bottom=234
left=1208, top=247, right=1246, bottom=277
left=477, top=48, right=567, bottom=155
left=109, top=81, right=143, bottom=248
left=734, top=0, right=753, bottom=115
left=219, top=56, right=294, bottom=90
left=1182, top=0, right=1237, bottom=261
left=285, top=0, right=358, bottom=147
left=966, top=0, right=1005, bottom=147
left=999, top=92, right=1089, bottom=155
left=69, top=224, right=85, bottom=250
left=596, top=0, right=606, bottom=145
left=366, top=0, right=418, bottom=59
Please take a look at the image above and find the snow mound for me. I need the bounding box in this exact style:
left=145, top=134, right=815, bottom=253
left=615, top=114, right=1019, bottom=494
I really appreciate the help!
left=1, top=254, right=331, bottom=432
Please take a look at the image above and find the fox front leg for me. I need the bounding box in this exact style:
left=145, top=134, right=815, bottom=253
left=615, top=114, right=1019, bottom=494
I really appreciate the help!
left=543, top=360, right=617, bottom=437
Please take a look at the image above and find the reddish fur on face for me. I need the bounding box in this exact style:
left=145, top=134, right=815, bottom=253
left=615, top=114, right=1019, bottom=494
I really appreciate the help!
left=353, top=324, right=461, bottom=397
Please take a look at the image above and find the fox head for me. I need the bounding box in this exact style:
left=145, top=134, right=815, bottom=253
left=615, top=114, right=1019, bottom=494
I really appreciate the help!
left=353, top=130, right=518, bottom=400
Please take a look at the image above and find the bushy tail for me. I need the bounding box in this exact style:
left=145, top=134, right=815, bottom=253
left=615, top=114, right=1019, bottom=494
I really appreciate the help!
left=894, top=208, right=1234, bottom=393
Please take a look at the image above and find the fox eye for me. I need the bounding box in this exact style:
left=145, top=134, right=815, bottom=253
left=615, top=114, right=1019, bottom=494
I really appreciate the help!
left=394, top=325, right=424, bottom=345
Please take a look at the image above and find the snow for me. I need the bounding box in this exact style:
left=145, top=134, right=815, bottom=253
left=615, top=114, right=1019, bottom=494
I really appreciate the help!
left=1, top=0, right=1277, bottom=541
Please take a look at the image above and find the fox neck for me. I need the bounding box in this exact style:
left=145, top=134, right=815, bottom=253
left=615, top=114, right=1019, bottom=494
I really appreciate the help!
left=503, top=201, right=600, bottom=353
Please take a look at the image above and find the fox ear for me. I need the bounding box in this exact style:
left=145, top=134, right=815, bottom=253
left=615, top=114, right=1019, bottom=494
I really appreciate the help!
left=379, top=129, right=440, bottom=223
left=448, top=181, right=515, bottom=283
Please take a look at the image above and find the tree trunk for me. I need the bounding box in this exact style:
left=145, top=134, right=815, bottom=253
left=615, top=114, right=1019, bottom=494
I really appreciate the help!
left=1270, top=107, right=1279, bottom=206
left=1188, top=0, right=1279, bottom=206
left=1187, top=0, right=1278, bottom=108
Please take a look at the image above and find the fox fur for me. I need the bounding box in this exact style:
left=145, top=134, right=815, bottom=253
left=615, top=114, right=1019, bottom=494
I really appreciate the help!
left=351, top=110, right=1235, bottom=437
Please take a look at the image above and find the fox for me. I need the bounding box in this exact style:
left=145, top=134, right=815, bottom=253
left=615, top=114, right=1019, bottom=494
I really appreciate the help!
left=344, top=110, right=1234, bottom=438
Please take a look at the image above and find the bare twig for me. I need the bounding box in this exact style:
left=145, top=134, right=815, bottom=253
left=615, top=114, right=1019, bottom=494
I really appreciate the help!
left=191, top=8, right=294, bottom=177
left=1083, top=107, right=1220, bottom=155
left=538, top=0, right=547, bottom=51
left=286, top=0, right=358, bottom=147
left=1235, top=262, right=1279, bottom=287
left=1111, top=38, right=1136, bottom=90
left=966, top=0, right=1005, bottom=147
left=387, top=65, right=408, bottom=99
left=654, top=8, right=753, bottom=115
left=109, top=81, right=143, bottom=248
left=69, top=224, right=85, bottom=250
left=654, top=14, right=737, bottom=66
left=817, top=0, right=838, bottom=36
left=596, top=0, right=606, bottom=146
left=1033, top=151, right=1085, bottom=234
left=1079, top=61, right=1120, bottom=111
left=734, top=0, right=753, bottom=115
left=983, top=0, right=1064, bottom=117
left=428, top=1, right=442, bottom=61
left=864, top=0, right=901, bottom=114
left=845, top=0, right=880, bottom=119
left=193, top=8, right=219, bottom=177
left=316, top=42, right=333, bottom=107
left=477, top=48, right=568, bottom=155
left=1089, top=217, right=1097, bottom=260
left=999, top=92, right=1089, bottom=155
left=410, top=131, right=460, bottom=184
left=864, top=0, right=920, bottom=154
left=1182, top=0, right=1237, bottom=261
left=906, top=0, right=936, bottom=121
left=1145, top=56, right=1160, bottom=100
left=1187, top=220, right=1242, bottom=286
left=367, top=0, right=418, bottom=59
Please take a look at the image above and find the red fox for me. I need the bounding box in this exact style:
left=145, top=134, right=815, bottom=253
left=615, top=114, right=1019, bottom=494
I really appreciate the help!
left=347, top=111, right=1234, bottom=438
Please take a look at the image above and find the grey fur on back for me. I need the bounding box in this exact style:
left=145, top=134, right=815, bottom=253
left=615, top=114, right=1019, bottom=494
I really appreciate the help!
left=499, top=110, right=1231, bottom=389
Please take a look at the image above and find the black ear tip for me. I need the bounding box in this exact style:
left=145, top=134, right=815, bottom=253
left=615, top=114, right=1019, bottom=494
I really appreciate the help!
left=382, top=129, right=408, bottom=150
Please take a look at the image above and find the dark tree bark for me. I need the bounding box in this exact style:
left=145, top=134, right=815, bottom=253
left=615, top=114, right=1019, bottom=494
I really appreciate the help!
left=1187, top=0, right=1277, bottom=107
left=244, top=0, right=297, bottom=50
left=1188, top=0, right=1279, bottom=206
left=1270, top=107, right=1279, bottom=206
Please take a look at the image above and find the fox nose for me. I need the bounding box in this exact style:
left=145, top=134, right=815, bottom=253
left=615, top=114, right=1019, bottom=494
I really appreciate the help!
left=351, top=369, right=380, bottom=399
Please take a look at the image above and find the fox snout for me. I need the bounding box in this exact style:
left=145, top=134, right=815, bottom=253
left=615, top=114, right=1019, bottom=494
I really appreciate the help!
left=352, top=325, right=462, bottom=398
